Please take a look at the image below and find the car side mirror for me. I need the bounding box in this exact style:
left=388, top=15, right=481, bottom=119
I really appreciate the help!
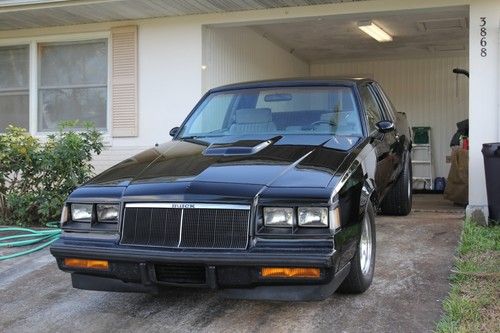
left=169, top=127, right=179, bottom=137
left=375, top=120, right=395, bottom=133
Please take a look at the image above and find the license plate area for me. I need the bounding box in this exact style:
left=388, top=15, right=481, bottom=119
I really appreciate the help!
left=154, top=264, right=206, bottom=285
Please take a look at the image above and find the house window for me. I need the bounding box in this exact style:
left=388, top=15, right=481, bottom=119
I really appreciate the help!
left=38, top=39, right=108, bottom=131
left=0, top=45, right=29, bottom=132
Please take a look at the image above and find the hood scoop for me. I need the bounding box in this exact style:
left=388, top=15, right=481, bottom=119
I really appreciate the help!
left=203, top=139, right=274, bottom=156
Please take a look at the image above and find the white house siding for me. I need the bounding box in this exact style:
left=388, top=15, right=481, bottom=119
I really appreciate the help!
left=311, top=55, right=469, bottom=179
left=201, top=26, right=309, bottom=92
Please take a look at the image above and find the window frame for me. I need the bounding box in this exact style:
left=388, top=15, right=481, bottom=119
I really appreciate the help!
left=369, top=82, right=396, bottom=122
left=0, top=32, right=111, bottom=140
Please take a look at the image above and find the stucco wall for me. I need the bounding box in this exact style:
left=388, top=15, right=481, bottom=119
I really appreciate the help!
left=93, top=17, right=205, bottom=173
left=96, top=24, right=309, bottom=173
left=94, top=23, right=309, bottom=173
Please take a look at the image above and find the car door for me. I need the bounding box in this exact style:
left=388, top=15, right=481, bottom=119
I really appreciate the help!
left=369, top=83, right=405, bottom=183
left=358, top=84, right=393, bottom=196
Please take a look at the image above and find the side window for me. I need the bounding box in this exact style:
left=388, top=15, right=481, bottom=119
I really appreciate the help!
left=359, top=85, right=383, bottom=132
left=372, top=82, right=396, bottom=121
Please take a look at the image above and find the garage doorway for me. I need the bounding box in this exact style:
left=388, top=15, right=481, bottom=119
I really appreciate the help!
left=202, top=5, right=469, bottom=211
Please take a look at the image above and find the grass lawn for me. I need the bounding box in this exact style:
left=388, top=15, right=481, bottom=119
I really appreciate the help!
left=436, top=219, right=500, bottom=332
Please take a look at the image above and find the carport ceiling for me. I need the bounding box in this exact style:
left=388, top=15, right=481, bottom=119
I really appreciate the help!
left=249, top=6, right=469, bottom=61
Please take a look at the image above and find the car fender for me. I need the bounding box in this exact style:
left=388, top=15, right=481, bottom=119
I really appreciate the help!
left=333, top=142, right=377, bottom=271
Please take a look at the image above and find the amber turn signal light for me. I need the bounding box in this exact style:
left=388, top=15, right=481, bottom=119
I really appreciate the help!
left=64, top=258, right=109, bottom=270
left=261, top=267, right=321, bottom=279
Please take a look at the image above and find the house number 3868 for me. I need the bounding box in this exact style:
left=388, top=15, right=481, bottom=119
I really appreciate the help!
left=480, top=17, right=487, bottom=57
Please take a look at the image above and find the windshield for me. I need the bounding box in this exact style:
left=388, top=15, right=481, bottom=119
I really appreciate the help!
left=179, top=86, right=363, bottom=138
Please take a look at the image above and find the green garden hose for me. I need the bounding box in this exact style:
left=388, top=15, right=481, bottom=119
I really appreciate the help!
left=0, top=222, right=61, bottom=260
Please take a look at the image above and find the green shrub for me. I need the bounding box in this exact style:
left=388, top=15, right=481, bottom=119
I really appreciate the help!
left=0, top=122, right=103, bottom=226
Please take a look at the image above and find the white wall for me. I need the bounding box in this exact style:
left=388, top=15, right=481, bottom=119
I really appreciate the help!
left=93, top=17, right=205, bottom=172
left=95, top=24, right=309, bottom=173
left=97, top=24, right=309, bottom=173
left=311, top=55, right=469, bottom=179
left=467, top=0, right=500, bottom=222
left=202, top=26, right=308, bottom=92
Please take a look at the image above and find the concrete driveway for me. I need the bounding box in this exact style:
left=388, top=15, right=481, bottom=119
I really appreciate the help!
left=0, top=195, right=462, bottom=333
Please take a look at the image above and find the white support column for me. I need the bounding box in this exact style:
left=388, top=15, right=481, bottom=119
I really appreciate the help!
left=466, top=0, right=500, bottom=224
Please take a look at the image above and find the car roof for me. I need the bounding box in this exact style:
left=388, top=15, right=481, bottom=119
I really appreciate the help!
left=209, top=77, right=374, bottom=93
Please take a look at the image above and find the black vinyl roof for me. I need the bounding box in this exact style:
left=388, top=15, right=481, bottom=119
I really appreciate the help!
left=210, top=77, right=373, bottom=93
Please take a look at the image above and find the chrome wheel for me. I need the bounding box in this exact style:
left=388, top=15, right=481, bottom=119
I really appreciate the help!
left=359, top=213, right=373, bottom=275
left=407, top=172, right=412, bottom=200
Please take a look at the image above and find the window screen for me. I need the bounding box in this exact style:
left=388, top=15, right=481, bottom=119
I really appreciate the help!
left=0, top=45, right=29, bottom=132
left=38, top=39, right=108, bottom=131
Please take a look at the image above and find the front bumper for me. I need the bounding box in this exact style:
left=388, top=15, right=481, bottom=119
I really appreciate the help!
left=50, top=237, right=346, bottom=301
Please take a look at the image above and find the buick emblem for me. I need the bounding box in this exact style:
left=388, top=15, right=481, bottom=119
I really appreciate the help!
left=172, top=203, right=195, bottom=209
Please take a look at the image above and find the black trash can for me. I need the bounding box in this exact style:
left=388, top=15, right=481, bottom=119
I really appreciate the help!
left=482, top=143, right=500, bottom=221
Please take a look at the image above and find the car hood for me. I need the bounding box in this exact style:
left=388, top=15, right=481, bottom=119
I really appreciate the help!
left=88, top=134, right=362, bottom=189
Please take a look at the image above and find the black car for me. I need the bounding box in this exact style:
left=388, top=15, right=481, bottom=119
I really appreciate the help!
left=51, top=78, right=412, bottom=301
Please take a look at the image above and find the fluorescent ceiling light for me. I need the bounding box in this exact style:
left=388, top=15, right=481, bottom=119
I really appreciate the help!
left=358, top=21, right=393, bottom=42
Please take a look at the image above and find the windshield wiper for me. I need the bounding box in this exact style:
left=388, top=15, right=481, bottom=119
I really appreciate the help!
left=180, top=134, right=227, bottom=140
left=179, top=135, right=204, bottom=140
left=177, top=136, right=211, bottom=147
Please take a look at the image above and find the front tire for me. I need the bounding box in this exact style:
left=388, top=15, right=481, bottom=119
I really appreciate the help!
left=380, top=153, right=413, bottom=216
left=337, top=201, right=376, bottom=294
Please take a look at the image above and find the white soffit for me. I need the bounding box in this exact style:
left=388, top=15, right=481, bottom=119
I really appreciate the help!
left=0, top=0, right=372, bottom=31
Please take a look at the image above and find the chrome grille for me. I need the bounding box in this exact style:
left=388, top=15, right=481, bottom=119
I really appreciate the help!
left=120, top=203, right=250, bottom=250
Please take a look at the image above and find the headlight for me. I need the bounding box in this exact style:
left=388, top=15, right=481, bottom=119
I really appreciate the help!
left=71, top=204, right=92, bottom=221
left=263, top=207, right=295, bottom=227
left=298, top=207, right=329, bottom=227
left=96, top=204, right=119, bottom=223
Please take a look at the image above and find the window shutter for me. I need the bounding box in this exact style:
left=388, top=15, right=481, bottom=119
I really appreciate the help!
left=111, top=26, right=138, bottom=137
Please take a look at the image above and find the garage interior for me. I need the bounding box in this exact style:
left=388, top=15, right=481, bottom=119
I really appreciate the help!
left=202, top=5, right=469, bottom=205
